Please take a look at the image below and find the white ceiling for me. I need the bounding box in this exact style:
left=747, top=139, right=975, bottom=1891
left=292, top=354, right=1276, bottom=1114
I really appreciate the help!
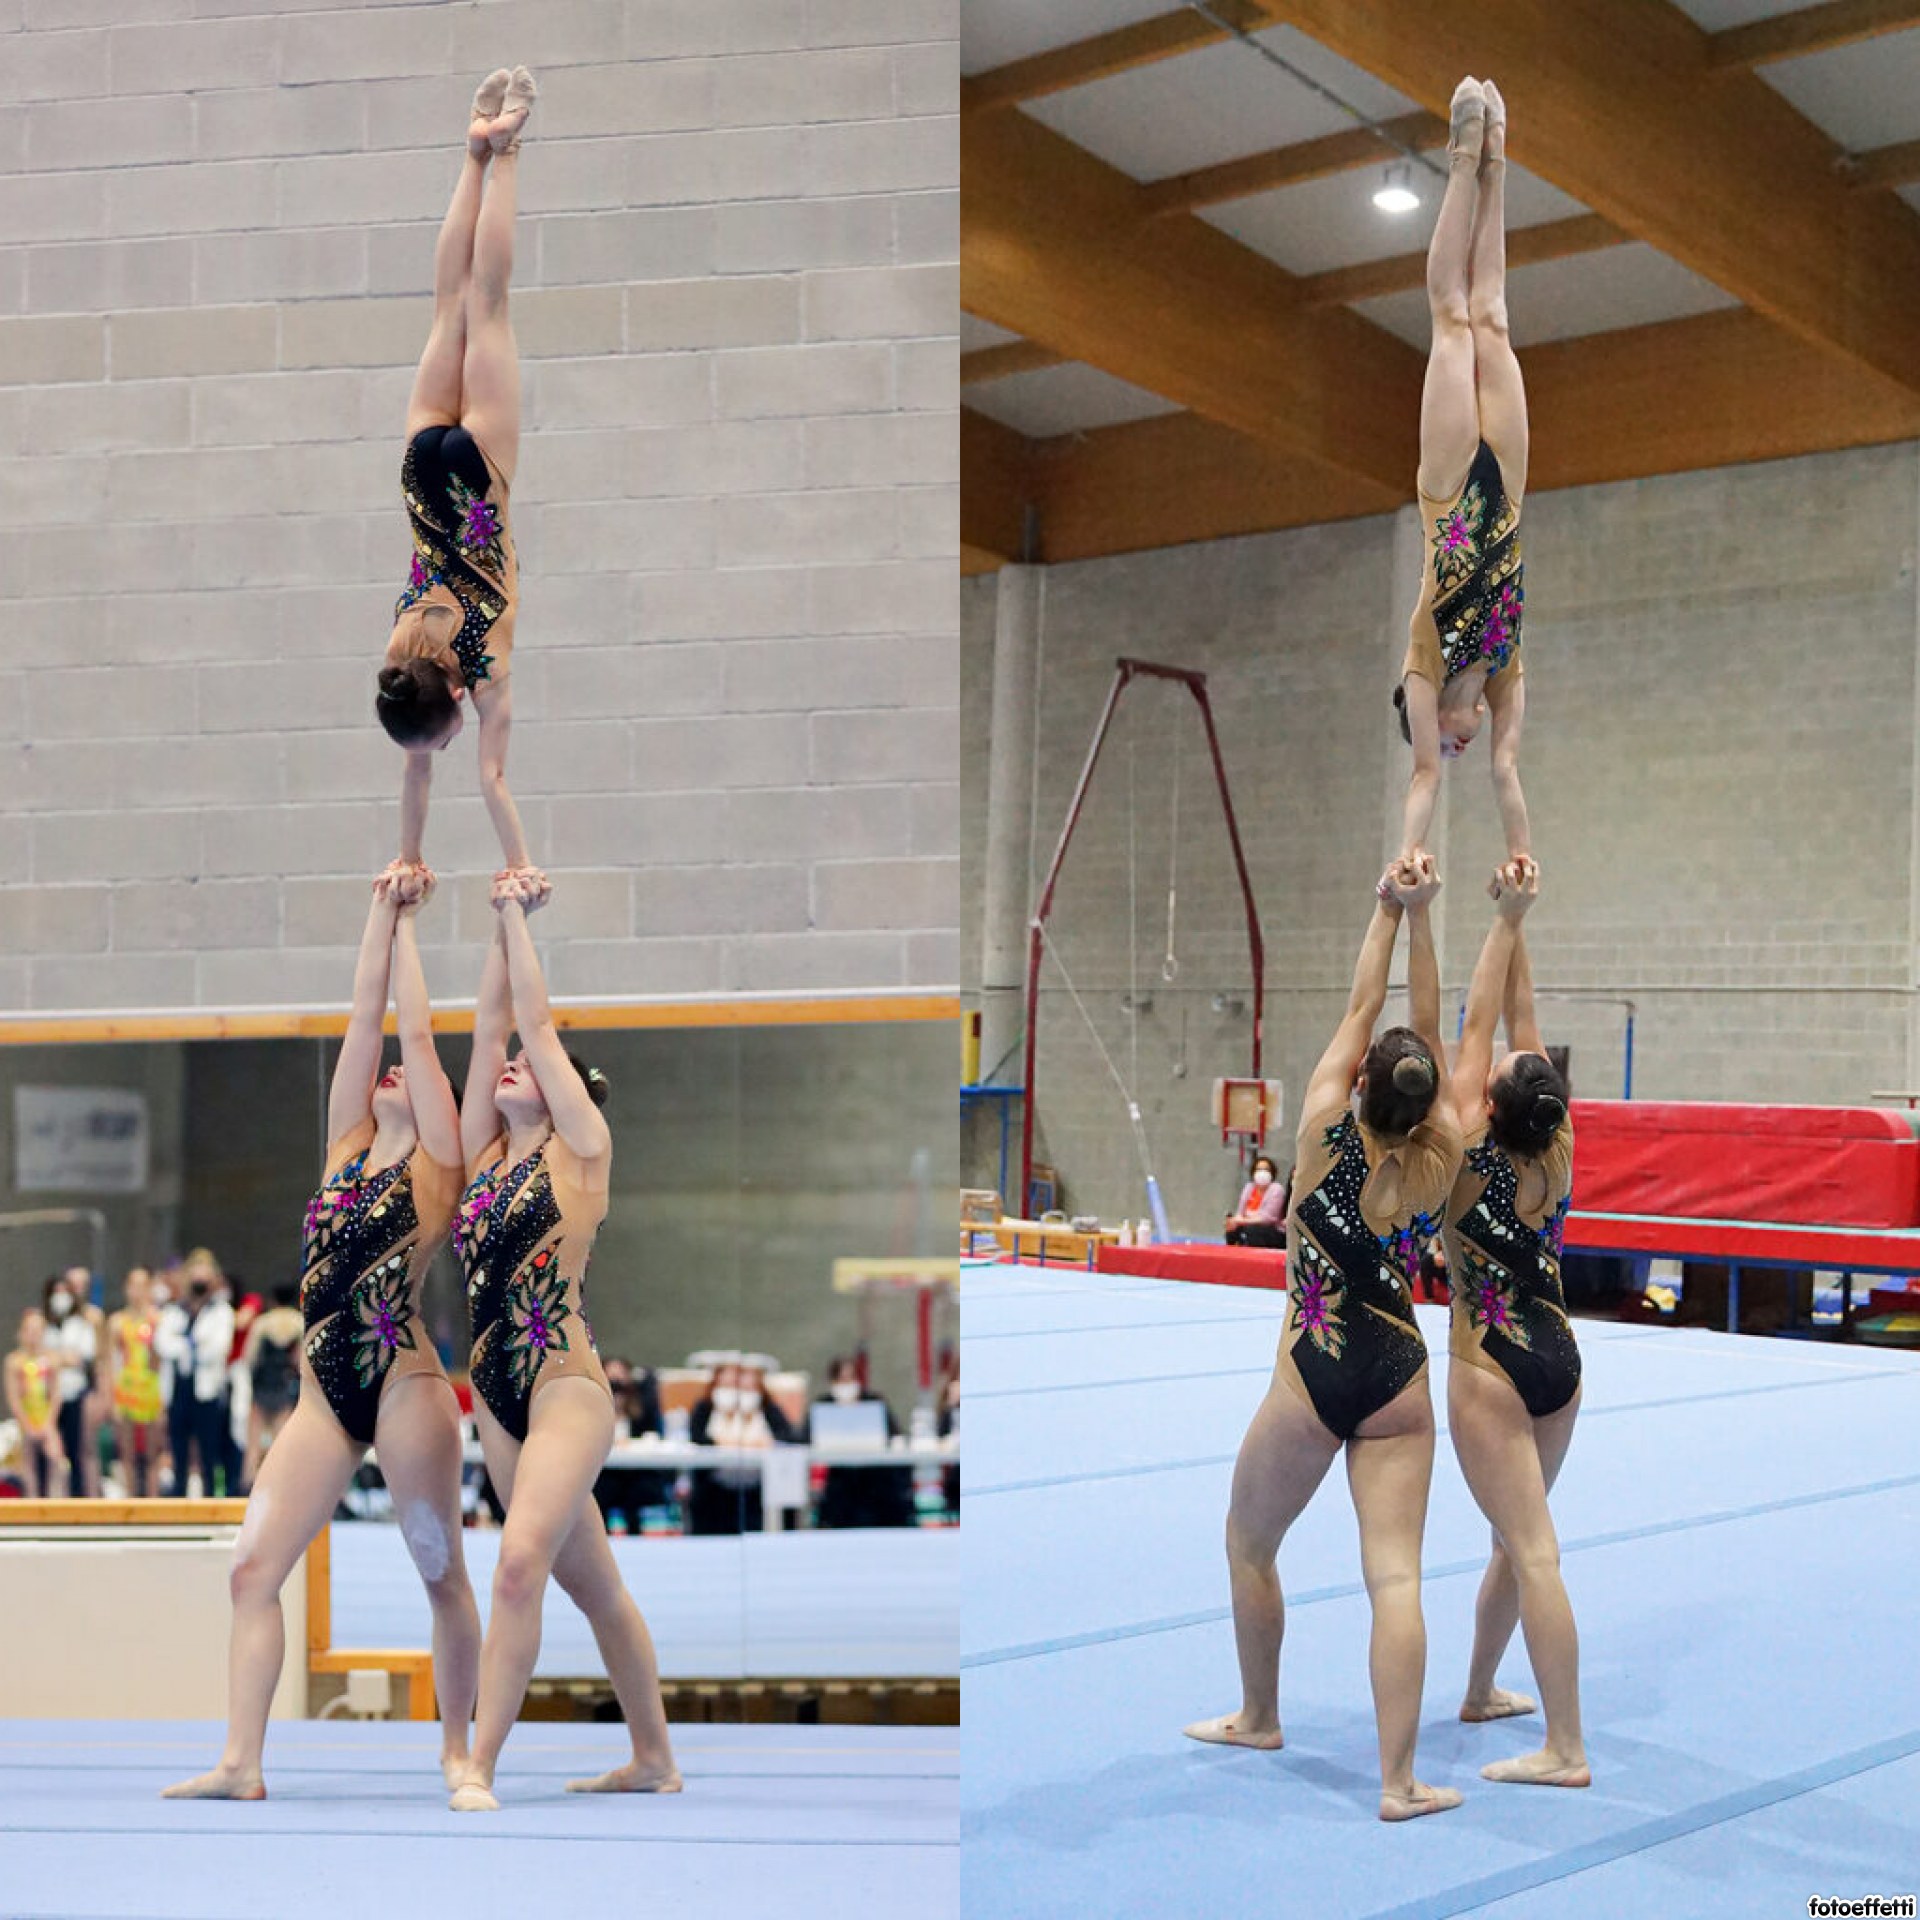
left=962, top=313, right=1021, bottom=351
left=963, top=361, right=1181, bottom=437
left=1024, top=26, right=1416, bottom=182
left=960, top=0, right=1174, bottom=76
left=962, top=0, right=1920, bottom=440
left=1355, top=242, right=1741, bottom=351
left=1205, top=160, right=1585, bottom=277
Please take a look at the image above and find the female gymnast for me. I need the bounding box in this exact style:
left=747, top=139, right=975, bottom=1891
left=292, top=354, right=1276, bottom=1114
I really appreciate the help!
left=1395, top=77, right=1533, bottom=880
left=108, top=1268, right=166, bottom=1496
left=5, top=1309, right=67, bottom=1496
left=164, top=875, right=481, bottom=1800
left=1443, top=864, right=1588, bottom=1787
left=1186, top=856, right=1465, bottom=1820
left=448, top=874, right=679, bottom=1812
left=377, top=67, right=546, bottom=901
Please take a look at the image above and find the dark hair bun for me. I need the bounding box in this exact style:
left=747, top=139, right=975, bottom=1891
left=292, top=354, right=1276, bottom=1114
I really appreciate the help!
left=1391, top=1055, right=1434, bottom=1094
left=377, top=665, right=416, bottom=704
left=1532, top=1093, right=1566, bottom=1128
left=566, top=1049, right=611, bottom=1108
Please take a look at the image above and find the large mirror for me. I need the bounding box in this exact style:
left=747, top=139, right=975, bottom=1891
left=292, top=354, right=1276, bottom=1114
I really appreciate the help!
left=0, top=1017, right=956, bottom=1723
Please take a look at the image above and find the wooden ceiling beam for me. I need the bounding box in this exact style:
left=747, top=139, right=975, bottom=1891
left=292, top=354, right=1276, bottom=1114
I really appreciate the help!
left=1848, top=135, right=1920, bottom=189
left=962, top=309, right=1920, bottom=567
left=961, top=339, right=1068, bottom=386
left=960, top=405, right=1036, bottom=565
left=1140, top=110, right=1447, bottom=216
left=962, top=1, right=1270, bottom=111
left=1703, top=0, right=1920, bottom=71
left=1279, top=0, right=1920, bottom=396
left=1299, top=212, right=1625, bottom=307
left=962, top=103, right=1422, bottom=491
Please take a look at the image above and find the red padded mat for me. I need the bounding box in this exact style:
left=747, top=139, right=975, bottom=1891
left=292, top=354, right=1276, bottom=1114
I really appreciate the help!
left=1095, top=1244, right=1287, bottom=1291
left=1570, top=1101, right=1920, bottom=1228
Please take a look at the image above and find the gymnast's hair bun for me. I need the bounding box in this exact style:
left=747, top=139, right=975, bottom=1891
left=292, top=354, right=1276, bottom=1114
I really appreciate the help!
left=566, top=1050, right=611, bottom=1108
left=1391, top=1055, right=1435, bottom=1095
left=1532, top=1093, right=1567, bottom=1128
left=377, top=665, right=416, bottom=703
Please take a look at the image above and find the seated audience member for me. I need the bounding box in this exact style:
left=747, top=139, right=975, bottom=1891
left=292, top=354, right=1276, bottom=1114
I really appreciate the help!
left=812, top=1355, right=914, bottom=1530
left=5, top=1308, right=69, bottom=1496
left=594, top=1358, right=671, bottom=1531
left=1224, top=1156, right=1289, bottom=1249
left=689, top=1357, right=798, bottom=1534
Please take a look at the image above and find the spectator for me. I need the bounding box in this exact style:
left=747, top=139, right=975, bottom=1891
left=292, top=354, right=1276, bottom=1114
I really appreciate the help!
left=223, top=1273, right=265, bottom=1494
left=688, top=1357, right=797, bottom=1535
left=5, top=1308, right=68, bottom=1497
left=811, top=1355, right=913, bottom=1530
left=43, top=1272, right=101, bottom=1498
left=594, top=1359, right=669, bottom=1533
left=938, top=1371, right=959, bottom=1517
left=108, top=1268, right=166, bottom=1497
left=1224, top=1156, right=1289, bottom=1249
left=239, top=1283, right=303, bottom=1488
left=156, top=1250, right=235, bottom=1497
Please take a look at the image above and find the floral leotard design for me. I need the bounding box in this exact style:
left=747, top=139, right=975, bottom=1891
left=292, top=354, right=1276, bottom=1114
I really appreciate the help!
left=1286, top=1114, right=1444, bottom=1440
left=458, top=1142, right=604, bottom=1442
left=300, top=1141, right=452, bottom=1446
left=1446, top=1129, right=1580, bottom=1418
left=395, top=423, right=516, bottom=690
left=1427, top=439, right=1524, bottom=685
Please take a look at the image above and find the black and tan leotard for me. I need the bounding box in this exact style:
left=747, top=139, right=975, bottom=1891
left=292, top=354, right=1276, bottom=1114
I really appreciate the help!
left=392, top=424, right=518, bottom=691
left=300, top=1119, right=459, bottom=1446
left=1444, top=1118, right=1580, bottom=1418
left=457, top=1133, right=610, bottom=1443
left=1404, top=438, right=1524, bottom=695
left=1284, top=1106, right=1461, bottom=1441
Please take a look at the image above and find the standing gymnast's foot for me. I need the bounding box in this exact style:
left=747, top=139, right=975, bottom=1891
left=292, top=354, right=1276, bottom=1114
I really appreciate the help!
left=566, top=1759, right=685, bottom=1794
left=1379, top=1782, right=1464, bottom=1822
left=1460, top=1685, right=1535, bottom=1721
left=160, top=1762, right=265, bottom=1801
left=1182, top=1712, right=1285, bottom=1751
left=1481, top=1748, right=1590, bottom=1787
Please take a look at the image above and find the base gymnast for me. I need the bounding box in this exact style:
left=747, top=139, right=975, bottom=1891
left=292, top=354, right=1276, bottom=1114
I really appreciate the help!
left=377, top=66, right=547, bottom=902
left=164, top=876, right=481, bottom=1799
left=1443, top=865, right=1588, bottom=1787
left=1395, top=77, right=1532, bottom=880
left=447, top=874, right=679, bottom=1811
left=1186, top=856, right=1465, bottom=1820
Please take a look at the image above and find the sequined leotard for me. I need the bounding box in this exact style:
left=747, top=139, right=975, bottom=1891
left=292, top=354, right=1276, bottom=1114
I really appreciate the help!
left=1444, top=1118, right=1580, bottom=1418
left=457, top=1134, right=609, bottom=1442
left=391, top=424, right=518, bottom=692
left=300, top=1121, right=459, bottom=1446
left=111, top=1311, right=163, bottom=1426
left=1404, top=439, right=1524, bottom=696
left=1285, top=1107, right=1460, bottom=1440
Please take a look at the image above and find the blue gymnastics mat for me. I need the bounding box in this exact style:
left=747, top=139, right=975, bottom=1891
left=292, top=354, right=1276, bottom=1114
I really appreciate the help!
left=0, top=1719, right=957, bottom=1919
left=962, top=1262, right=1920, bottom=1919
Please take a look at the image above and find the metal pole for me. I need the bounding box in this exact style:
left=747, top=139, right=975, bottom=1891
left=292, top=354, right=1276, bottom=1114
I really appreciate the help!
left=1623, top=1002, right=1636, bottom=1100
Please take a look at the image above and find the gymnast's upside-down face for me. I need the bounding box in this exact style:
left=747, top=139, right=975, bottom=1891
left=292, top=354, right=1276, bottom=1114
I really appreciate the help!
left=1437, top=692, right=1486, bottom=758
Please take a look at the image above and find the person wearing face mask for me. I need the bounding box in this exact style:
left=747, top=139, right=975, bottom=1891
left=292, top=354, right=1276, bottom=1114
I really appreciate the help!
left=165, top=873, right=482, bottom=1803
left=155, top=1251, right=236, bottom=1500
left=592, top=1359, right=669, bottom=1533
left=687, top=1357, right=799, bottom=1535
left=446, top=871, right=679, bottom=1811
left=5, top=1308, right=68, bottom=1496
left=43, top=1271, right=103, bottom=1498
left=811, top=1355, right=914, bottom=1530
left=1225, top=1157, right=1290, bottom=1250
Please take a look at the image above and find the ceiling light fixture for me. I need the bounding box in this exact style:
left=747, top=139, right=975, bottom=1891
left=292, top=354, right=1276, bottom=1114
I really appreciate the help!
left=1373, top=162, right=1420, bottom=215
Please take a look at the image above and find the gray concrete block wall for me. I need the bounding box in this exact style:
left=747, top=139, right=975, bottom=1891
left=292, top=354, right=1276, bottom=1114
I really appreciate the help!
left=3, top=1, right=958, bottom=1011
left=962, top=445, right=1920, bottom=1227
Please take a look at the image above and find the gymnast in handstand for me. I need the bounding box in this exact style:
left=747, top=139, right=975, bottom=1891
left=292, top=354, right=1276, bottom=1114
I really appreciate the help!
left=1185, top=856, right=1464, bottom=1820
left=1395, top=77, right=1533, bottom=881
left=377, top=66, right=546, bottom=902
left=1442, top=863, right=1588, bottom=1787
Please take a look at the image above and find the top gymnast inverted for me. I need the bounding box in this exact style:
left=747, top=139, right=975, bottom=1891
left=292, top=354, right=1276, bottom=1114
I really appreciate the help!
left=377, top=66, right=547, bottom=902
left=1395, top=78, right=1533, bottom=883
